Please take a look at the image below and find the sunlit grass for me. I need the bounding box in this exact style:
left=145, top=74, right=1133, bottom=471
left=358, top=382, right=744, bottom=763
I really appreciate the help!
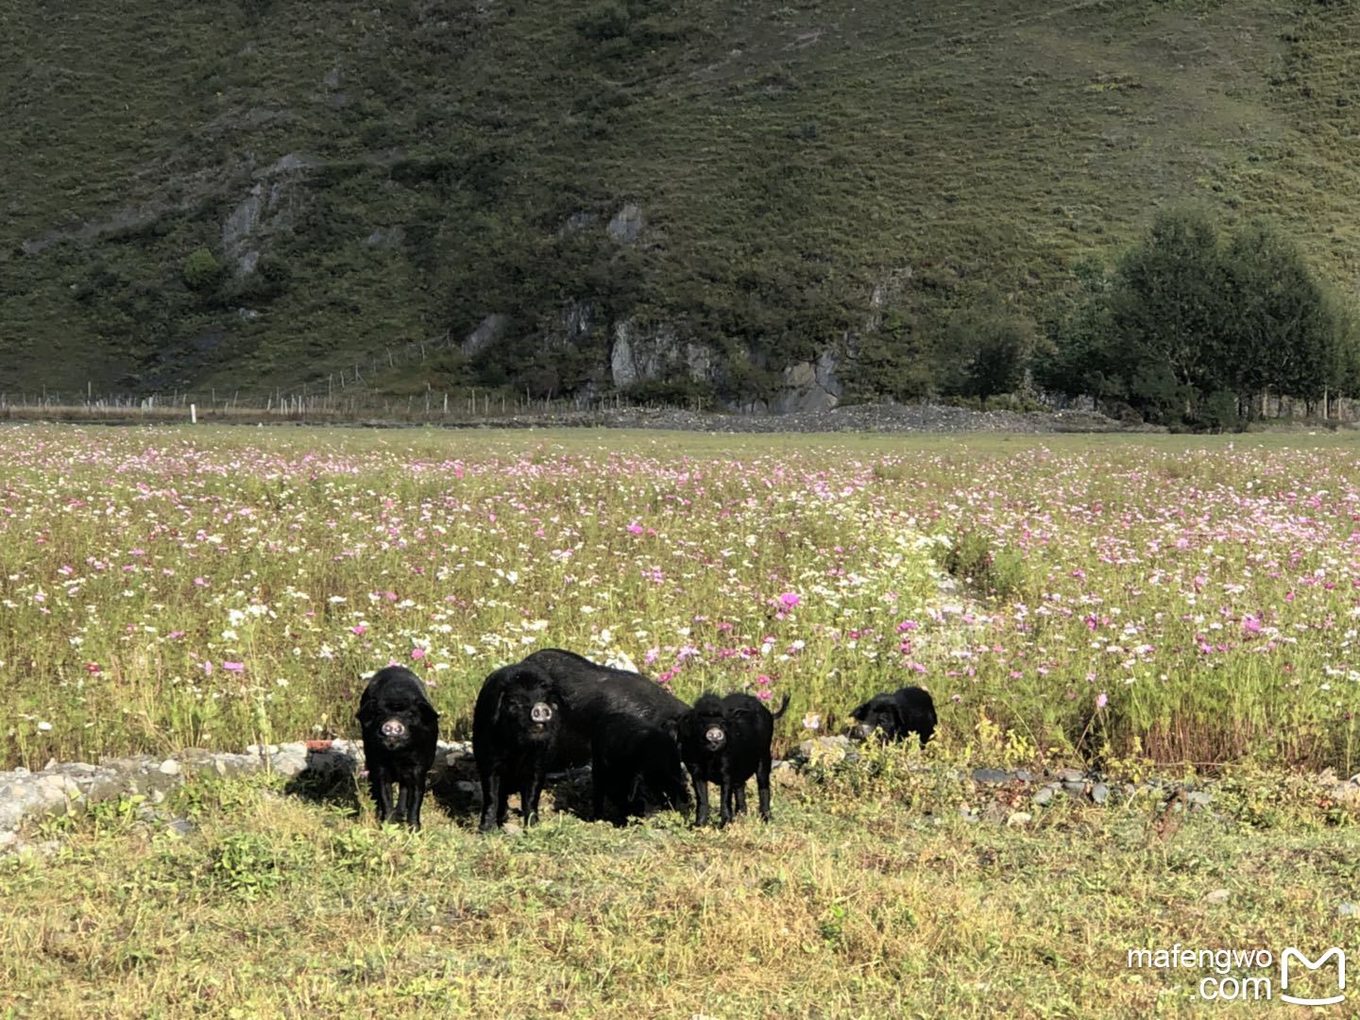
left=4, top=425, right=1360, bottom=775
left=2, top=763, right=1358, bottom=1018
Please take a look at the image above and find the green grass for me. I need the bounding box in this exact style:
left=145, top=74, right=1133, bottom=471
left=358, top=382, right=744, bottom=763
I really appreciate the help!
left=3, top=762, right=1359, bottom=1017
left=2, top=0, right=1359, bottom=397
left=5, top=424, right=1360, bottom=1015
left=5, top=424, right=1360, bottom=774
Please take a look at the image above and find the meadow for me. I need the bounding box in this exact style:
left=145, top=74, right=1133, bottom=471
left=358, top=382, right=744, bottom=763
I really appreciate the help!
left=4, top=424, right=1360, bottom=772
left=5, top=423, right=1360, bottom=1018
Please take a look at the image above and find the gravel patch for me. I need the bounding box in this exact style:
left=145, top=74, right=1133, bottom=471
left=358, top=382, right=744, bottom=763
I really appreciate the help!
left=422, top=403, right=1133, bottom=435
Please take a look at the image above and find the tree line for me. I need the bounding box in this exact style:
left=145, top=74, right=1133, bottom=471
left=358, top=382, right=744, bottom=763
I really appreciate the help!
left=1034, top=209, right=1359, bottom=429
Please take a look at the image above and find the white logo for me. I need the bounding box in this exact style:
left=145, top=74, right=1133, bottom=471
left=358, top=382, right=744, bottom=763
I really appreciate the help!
left=1280, top=947, right=1346, bottom=1007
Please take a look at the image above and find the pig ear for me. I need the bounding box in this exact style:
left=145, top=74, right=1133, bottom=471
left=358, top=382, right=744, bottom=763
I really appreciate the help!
left=420, top=699, right=439, bottom=726
left=356, top=693, right=375, bottom=724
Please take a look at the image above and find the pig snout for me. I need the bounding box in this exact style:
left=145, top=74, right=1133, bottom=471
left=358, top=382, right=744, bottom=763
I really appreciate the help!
left=704, top=725, right=726, bottom=750
left=530, top=702, right=554, bottom=724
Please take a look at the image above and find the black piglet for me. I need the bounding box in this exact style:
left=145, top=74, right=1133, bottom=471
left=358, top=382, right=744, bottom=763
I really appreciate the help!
left=356, top=666, right=440, bottom=829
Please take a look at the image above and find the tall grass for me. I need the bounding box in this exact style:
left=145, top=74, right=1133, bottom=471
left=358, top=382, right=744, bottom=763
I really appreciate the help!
left=3, top=425, right=1360, bottom=774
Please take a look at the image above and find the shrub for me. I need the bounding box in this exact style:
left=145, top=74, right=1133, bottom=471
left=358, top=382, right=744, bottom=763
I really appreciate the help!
left=182, top=248, right=223, bottom=291
left=576, top=2, right=629, bottom=41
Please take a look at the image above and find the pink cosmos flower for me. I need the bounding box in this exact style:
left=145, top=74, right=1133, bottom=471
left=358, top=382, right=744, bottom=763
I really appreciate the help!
left=223, top=661, right=245, bottom=673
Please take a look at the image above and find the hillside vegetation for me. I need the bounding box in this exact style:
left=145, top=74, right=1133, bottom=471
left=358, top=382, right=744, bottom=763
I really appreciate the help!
left=1, top=0, right=1357, bottom=402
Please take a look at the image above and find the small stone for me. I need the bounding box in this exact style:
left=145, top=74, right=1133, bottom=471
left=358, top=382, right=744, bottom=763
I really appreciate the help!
left=1006, top=811, right=1033, bottom=826
left=794, top=736, right=851, bottom=766
left=1186, top=791, right=1213, bottom=809
left=1013, top=769, right=1034, bottom=783
left=455, top=781, right=477, bottom=794
left=149, top=788, right=166, bottom=805
left=1057, top=768, right=1085, bottom=783
left=166, top=819, right=195, bottom=838
left=1033, top=785, right=1056, bottom=807
left=268, top=750, right=308, bottom=777
left=1205, top=888, right=1231, bottom=904
left=1063, top=780, right=1087, bottom=794
left=158, top=759, right=181, bottom=776
left=1091, top=782, right=1110, bottom=805
left=972, top=768, right=1009, bottom=784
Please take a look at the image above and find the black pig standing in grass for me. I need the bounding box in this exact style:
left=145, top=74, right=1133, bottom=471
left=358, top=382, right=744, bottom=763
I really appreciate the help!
left=519, top=648, right=690, bottom=766
left=677, top=692, right=789, bottom=827
left=472, top=660, right=563, bottom=832
left=848, top=686, right=937, bottom=748
left=590, top=714, right=690, bottom=826
left=474, top=649, right=691, bottom=831
left=356, top=666, right=440, bottom=830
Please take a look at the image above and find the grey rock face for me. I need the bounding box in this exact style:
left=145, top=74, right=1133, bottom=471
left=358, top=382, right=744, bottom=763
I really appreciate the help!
left=221, top=153, right=310, bottom=274
left=606, top=203, right=644, bottom=244
left=364, top=226, right=405, bottom=249
left=610, top=320, right=714, bottom=390
left=770, top=348, right=843, bottom=414
left=462, top=313, right=510, bottom=357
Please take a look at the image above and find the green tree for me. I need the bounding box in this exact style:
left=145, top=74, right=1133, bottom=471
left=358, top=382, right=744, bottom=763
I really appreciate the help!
left=942, top=299, right=1035, bottom=408
left=1224, top=222, right=1337, bottom=410
left=1046, top=210, right=1358, bottom=426
left=1106, top=208, right=1229, bottom=406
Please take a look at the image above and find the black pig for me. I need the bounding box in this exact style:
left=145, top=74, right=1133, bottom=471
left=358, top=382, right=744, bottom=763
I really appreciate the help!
left=472, top=661, right=562, bottom=831
left=848, top=686, right=937, bottom=748
left=677, top=692, right=789, bottom=827
left=590, top=714, right=689, bottom=826
left=356, top=666, right=439, bottom=829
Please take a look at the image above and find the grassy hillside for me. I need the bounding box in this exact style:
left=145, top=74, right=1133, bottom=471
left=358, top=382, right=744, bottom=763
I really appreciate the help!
left=1, top=0, right=1357, bottom=398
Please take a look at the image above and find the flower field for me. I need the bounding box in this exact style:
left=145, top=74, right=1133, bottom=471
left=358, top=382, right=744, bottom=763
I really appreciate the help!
left=5, top=424, right=1360, bottom=774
